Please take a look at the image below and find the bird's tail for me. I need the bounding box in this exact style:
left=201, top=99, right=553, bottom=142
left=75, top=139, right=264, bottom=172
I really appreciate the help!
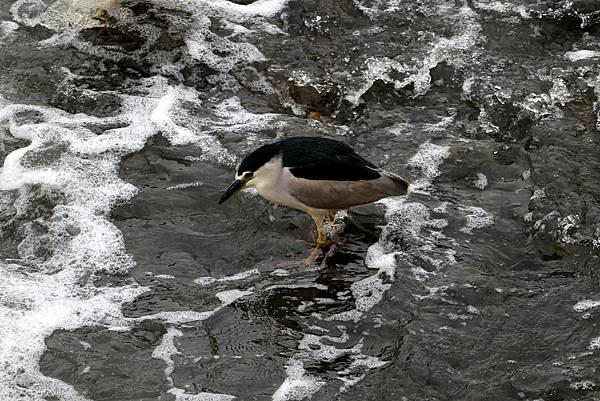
left=381, top=170, right=410, bottom=195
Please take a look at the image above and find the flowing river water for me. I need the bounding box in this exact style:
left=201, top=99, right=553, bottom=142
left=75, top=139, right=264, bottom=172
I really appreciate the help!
left=0, top=0, right=599, bottom=400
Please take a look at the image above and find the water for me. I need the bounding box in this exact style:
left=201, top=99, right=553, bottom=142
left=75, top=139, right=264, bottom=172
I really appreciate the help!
left=0, top=0, right=599, bottom=400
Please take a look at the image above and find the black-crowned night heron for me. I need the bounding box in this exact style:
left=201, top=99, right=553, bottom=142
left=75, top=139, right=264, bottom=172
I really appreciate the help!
left=219, top=136, right=409, bottom=247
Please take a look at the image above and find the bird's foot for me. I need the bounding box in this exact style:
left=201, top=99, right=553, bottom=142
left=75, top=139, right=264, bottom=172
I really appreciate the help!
left=304, top=246, right=324, bottom=265
left=315, top=238, right=334, bottom=249
left=316, top=235, right=342, bottom=248
left=303, top=236, right=341, bottom=265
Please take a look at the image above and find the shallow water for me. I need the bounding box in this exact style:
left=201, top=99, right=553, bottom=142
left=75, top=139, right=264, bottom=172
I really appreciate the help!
left=1, top=0, right=599, bottom=400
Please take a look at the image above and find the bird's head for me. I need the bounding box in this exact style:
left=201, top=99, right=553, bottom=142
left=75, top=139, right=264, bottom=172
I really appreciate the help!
left=218, top=142, right=279, bottom=204
left=218, top=169, right=255, bottom=204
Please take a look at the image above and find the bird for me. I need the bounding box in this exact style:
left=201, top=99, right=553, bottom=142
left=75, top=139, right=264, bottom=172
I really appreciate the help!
left=218, top=136, right=410, bottom=247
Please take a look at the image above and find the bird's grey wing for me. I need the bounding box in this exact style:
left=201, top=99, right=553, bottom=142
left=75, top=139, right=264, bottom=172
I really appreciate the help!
left=288, top=174, right=403, bottom=210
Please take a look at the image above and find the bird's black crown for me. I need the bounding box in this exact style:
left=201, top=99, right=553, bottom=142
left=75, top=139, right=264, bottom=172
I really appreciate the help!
left=237, top=142, right=280, bottom=175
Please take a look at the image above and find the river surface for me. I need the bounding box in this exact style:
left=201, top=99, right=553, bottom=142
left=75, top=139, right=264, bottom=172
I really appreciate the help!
left=1, top=0, right=600, bottom=400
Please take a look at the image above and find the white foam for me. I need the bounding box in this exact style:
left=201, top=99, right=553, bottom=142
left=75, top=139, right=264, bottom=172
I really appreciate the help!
left=472, top=1, right=530, bottom=18
left=408, top=142, right=451, bottom=190
left=531, top=189, right=545, bottom=200
left=589, top=336, right=600, bottom=350
left=549, top=78, right=570, bottom=106
left=152, top=327, right=183, bottom=384
left=0, top=261, right=146, bottom=401
left=151, top=87, right=206, bottom=145
left=477, top=108, right=501, bottom=135
left=185, top=27, right=265, bottom=73
left=424, top=111, right=457, bottom=132
left=135, top=310, right=215, bottom=325
left=209, top=97, right=274, bottom=137
left=270, top=268, right=290, bottom=277
left=154, top=274, right=176, bottom=279
left=154, top=334, right=240, bottom=400
left=166, top=181, right=204, bottom=190
left=346, top=5, right=481, bottom=104
left=215, top=289, right=253, bottom=304
left=0, top=90, right=161, bottom=401
left=169, top=388, right=236, bottom=401
left=133, top=290, right=252, bottom=325
left=516, top=90, right=565, bottom=120
left=462, top=77, right=474, bottom=100
left=0, top=69, right=263, bottom=399
left=0, top=20, right=18, bottom=41
left=467, top=305, right=480, bottom=315
left=266, top=283, right=328, bottom=291
left=298, top=332, right=353, bottom=361
left=353, top=0, right=403, bottom=18
left=149, top=85, right=236, bottom=164
left=174, top=0, right=290, bottom=17
left=570, top=380, right=596, bottom=391
left=344, top=57, right=406, bottom=105
left=194, top=269, right=259, bottom=285
left=459, top=206, right=495, bottom=234
left=338, top=353, right=387, bottom=392
left=573, top=300, right=600, bottom=312
left=10, top=0, right=110, bottom=30
left=272, top=359, right=324, bottom=401
left=565, top=50, right=600, bottom=62
left=275, top=330, right=389, bottom=397
left=474, top=173, right=488, bottom=190
left=174, top=0, right=288, bottom=75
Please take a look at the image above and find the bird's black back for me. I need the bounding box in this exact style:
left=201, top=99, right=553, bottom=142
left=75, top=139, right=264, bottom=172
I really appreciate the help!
left=238, top=137, right=381, bottom=181
left=237, top=142, right=280, bottom=175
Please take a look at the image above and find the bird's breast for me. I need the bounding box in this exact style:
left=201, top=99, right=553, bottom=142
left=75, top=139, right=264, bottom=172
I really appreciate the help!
left=253, top=161, right=310, bottom=211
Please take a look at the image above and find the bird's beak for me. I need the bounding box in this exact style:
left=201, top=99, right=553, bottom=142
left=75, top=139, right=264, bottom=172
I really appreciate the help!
left=218, top=179, right=244, bottom=204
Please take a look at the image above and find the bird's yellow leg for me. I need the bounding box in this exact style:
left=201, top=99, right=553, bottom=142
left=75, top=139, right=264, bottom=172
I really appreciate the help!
left=316, top=228, right=328, bottom=245
left=309, top=211, right=331, bottom=247
left=327, top=210, right=337, bottom=223
left=302, top=211, right=337, bottom=264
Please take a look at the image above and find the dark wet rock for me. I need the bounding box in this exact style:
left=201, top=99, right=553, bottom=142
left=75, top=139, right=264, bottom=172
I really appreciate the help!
left=430, top=61, right=465, bottom=89
left=533, top=1, right=600, bottom=32
left=80, top=26, right=147, bottom=51
left=0, top=190, right=22, bottom=258
left=0, top=127, right=29, bottom=165
left=288, top=77, right=339, bottom=117
left=524, top=112, right=600, bottom=253
left=0, top=46, right=64, bottom=106
left=180, top=62, right=219, bottom=92
left=170, top=307, right=289, bottom=397
left=40, top=322, right=171, bottom=400
left=20, top=142, right=69, bottom=168
left=126, top=0, right=153, bottom=16
left=48, top=81, right=124, bottom=117
left=360, top=80, right=414, bottom=106
left=122, top=281, right=223, bottom=317
left=0, top=184, right=66, bottom=260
